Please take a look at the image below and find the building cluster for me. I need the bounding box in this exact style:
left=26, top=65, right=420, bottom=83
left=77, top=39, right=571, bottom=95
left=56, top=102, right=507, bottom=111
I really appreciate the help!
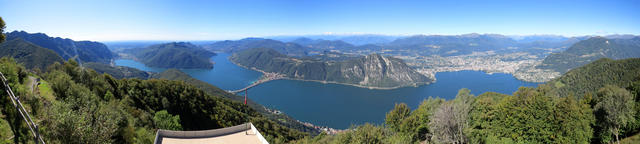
left=403, top=52, right=560, bottom=82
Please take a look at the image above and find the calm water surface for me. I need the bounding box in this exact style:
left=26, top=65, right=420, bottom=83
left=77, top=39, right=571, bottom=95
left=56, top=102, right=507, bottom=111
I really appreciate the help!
left=115, top=53, right=539, bottom=129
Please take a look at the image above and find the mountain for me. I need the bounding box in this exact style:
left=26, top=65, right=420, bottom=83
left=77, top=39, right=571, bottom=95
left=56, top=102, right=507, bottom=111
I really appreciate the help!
left=230, top=48, right=432, bottom=88
left=605, top=34, right=638, bottom=39
left=124, top=42, right=216, bottom=69
left=0, top=38, right=64, bottom=70
left=306, top=51, right=362, bottom=61
left=338, top=35, right=400, bottom=45
left=290, top=37, right=323, bottom=46
left=83, top=62, right=150, bottom=79
left=547, top=58, right=640, bottom=98
left=510, top=35, right=568, bottom=43
left=270, top=34, right=402, bottom=45
left=290, top=38, right=356, bottom=51
left=102, top=40, right=168, bottom=52
left=384, top=34, right=518, bottom=56
left=202, top=38, right=307, bottom=56
left=537, top=37, right=640, bottom=73
left=6, top=31, right=114, bottom=63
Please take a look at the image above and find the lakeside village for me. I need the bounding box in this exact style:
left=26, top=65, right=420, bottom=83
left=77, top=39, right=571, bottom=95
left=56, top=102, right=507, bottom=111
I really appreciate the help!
left=264, top=106, right=346, bottom=135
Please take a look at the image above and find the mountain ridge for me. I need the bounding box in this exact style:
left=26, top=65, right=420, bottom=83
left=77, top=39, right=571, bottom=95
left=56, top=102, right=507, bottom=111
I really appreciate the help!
left=537, top=36, right=640, bottom=73
left=6, top=31, right=114, bottom=63
left=124, top=42, right=216, bottom=69
left=230, top=48, right=432, bottom=89
left=0, top=38, right=64, bottom=70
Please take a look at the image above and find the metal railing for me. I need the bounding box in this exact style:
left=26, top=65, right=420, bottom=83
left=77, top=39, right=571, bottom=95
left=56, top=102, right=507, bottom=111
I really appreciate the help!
left=0, top=72, right=45, bottom=144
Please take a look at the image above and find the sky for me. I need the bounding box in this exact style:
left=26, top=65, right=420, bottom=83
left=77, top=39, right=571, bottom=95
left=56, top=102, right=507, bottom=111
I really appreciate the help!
left=1, top=0, right=639, bottom=41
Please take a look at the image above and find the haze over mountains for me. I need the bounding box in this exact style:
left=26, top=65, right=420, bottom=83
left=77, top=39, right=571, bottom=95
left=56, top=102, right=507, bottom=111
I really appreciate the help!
left=199, top=33, right=583, bottom=60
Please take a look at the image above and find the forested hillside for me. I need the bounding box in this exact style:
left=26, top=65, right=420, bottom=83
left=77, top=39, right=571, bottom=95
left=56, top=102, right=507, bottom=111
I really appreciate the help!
left=5, top=31, right=114, bottom=63
left=84, top=62, right=150, bottom=79
left=548, top=58, right=640, bottom=98
left=538, top=37, right=640, bottom=73
left=124, top=42, right=216, bottom=69
left=0, top=58, right=307, bottom=143
left=202, top=38, right=308, bottom=56
left=0, top=38, right=63, bottom=70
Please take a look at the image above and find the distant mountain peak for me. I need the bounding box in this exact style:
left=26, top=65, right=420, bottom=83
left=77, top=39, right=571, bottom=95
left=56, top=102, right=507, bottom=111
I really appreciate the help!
left=538, top=36, right=640, bottom=72
left=6, top=30, right=114, bottom=63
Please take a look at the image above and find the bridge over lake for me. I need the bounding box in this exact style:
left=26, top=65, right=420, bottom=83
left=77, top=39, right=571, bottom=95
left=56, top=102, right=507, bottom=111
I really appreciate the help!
left=227, top=73, right=284, bottom=94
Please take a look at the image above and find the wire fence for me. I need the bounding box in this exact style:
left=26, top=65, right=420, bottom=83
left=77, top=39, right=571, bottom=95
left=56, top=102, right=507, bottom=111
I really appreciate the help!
left=0, top=72, right=45, bottom=144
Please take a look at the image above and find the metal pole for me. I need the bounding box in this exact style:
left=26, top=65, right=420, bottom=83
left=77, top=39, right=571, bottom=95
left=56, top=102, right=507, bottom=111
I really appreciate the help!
left=0, top=72, right=45, bottom=144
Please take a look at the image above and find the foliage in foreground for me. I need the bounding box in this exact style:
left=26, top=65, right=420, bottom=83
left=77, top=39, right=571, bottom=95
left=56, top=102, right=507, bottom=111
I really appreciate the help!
left=295, top=58, right=640, bottom=144
left=0, top=58, right=307, bottom=143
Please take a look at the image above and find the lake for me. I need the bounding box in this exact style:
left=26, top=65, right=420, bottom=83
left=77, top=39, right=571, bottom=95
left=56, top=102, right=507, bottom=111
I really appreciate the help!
left=115, top=53, right=540, bottom=129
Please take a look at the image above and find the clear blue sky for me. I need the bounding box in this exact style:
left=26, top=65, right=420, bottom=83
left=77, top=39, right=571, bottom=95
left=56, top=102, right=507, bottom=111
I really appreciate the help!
left=1, top=0, right=639, bottom=41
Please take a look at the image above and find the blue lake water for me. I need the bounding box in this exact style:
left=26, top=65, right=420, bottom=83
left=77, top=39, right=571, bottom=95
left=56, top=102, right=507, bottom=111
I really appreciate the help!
left=115, top=53, right=540, bottom=129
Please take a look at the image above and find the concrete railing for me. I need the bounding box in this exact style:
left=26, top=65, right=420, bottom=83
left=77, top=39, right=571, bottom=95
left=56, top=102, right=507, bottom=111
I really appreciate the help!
left=154, top=123, right=268, bottom=144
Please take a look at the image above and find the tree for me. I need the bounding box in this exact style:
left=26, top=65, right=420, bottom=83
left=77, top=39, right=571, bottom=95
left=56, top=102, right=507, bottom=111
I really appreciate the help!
left=153, top=110, right=182, bottom=131
left=407, top=97, right=444, bottom=142
left=554, top=95, right=594, bottom=143
left=0, top=16, right=5, bottom=43
left=429, top=89, right=474, bottom=143
left=334, top=123, right=385, bottom=144
left=451, top=88, right=473, bottom=143
left=385, top=103, right=410, bottom=132
left=470, top=86, right=594, bottom=143
left=595, top=85, right=636, bottom=144
left=429, top=103, right=457, bottom=143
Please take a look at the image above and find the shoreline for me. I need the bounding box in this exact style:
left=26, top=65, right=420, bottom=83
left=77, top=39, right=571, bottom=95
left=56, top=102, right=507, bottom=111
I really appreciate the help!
left=228, top=56, right=432, bottom=90
left=420, top=68, right=552, bottom=83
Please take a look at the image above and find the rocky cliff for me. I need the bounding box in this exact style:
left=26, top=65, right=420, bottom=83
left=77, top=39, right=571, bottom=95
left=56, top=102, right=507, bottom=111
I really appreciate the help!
left=231, top=48, right=432, bottom=88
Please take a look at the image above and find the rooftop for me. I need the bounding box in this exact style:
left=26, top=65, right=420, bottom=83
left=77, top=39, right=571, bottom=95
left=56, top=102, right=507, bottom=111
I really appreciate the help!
left=154, top=123, right=268, bottom=144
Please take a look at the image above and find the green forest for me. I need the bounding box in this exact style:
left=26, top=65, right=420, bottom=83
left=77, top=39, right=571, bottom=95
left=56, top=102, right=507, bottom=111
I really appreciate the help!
left=0, top=58, right=308, bottom=143
left=123, top=42, right=216, bottom=69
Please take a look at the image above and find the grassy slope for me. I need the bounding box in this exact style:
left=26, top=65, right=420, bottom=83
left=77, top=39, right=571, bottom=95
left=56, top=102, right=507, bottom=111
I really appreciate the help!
left=622, top=133, right=640, bottom=144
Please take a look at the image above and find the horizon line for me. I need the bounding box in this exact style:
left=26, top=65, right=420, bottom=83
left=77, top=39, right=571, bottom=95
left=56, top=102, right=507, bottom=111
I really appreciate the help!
left=6, top=30, right=639, bottom=42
